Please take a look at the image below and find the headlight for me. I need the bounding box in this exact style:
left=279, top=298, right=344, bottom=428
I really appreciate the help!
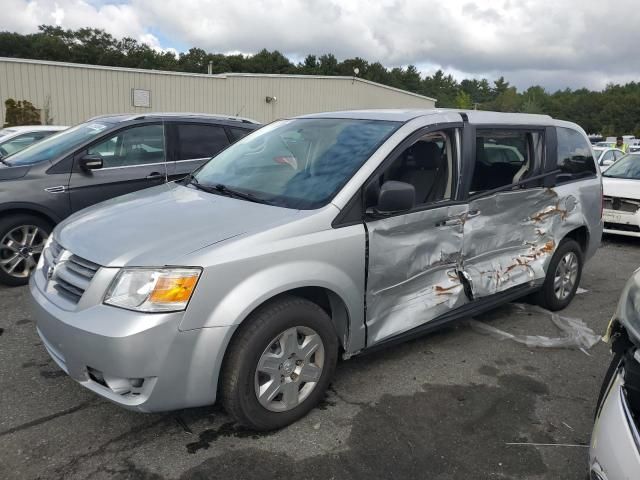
left=104, top=268, right=201, bottom=312
left=615, top=268, right=640, bottom=345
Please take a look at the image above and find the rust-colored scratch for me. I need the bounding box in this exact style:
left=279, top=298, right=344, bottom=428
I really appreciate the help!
left=530, top=202, right=567, bottom=222
left=435, top=284, right=459, bottom=296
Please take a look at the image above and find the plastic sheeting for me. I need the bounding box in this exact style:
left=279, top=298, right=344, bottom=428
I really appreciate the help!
left=468, top=303, right=601, bottom=350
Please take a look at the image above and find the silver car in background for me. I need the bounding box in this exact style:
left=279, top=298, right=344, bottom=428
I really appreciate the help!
left=29, top=109, right=602, bottom=430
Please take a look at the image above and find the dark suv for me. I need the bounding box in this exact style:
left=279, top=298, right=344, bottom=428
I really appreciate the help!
left=0, top=113, right=260, bottom=286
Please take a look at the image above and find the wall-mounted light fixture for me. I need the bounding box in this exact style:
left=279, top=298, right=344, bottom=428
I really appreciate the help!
left=265, top=96, right=277, bottom=104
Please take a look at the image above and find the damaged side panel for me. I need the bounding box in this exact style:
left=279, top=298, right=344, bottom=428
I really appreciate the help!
left=462, top=185, right=586, bottom=299
left=365, top=204, right=469, bottom=344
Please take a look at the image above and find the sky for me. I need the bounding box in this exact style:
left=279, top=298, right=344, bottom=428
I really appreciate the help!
left=1, top=0, right=638, bottom=92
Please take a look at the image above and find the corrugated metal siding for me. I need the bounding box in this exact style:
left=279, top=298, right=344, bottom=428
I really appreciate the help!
left=0, top=58, right=435, bottom=126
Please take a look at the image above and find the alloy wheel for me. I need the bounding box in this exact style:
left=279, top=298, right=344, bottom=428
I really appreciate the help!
left=254, top=326, right=325, bottom=412
left=0, top=225, right=47, bottom=279
left=553, top=251, right=579, bottom=301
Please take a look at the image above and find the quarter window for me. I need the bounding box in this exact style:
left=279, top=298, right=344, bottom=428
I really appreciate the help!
left=556, top=127, right=596, bottom=182
left=175, top=124, right=229, bottom=161
left=229, top=127, right=252, bottom=141
left=88, top=124, right=165, bottom=168
left=470, top=130, right=542, bottom=194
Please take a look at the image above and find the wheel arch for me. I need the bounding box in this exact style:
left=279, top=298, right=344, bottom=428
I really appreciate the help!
left=0, top=204, right=61, bottom=227
left=562, top=225, right=589, bottom=254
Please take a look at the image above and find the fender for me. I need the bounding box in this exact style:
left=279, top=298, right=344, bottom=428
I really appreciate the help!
left=180, top=259, right=366, bottom=354
left=0, top=201, right=64, bottom=224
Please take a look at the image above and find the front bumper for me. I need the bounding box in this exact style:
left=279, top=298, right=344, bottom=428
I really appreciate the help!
left=29, top=274, right=236, bottom=412
left=603, top=208, right=640, bottom=238
left=590, top=363, right=640, bottom=479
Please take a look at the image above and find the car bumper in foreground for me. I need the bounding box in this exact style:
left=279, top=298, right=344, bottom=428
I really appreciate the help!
left=29, top=276, right=235, bottom=412
left=590, top=361, right=640, bottom=479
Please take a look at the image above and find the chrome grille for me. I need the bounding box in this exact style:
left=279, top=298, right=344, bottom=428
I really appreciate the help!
left=603, top=196, right=640, bottom=213
left=42, top=240, right=100, bottom=305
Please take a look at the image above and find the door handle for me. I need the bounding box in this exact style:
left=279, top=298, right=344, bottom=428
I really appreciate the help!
left=146, top=172, right=163, bottom=180
left=467, top=209, right=481, bottom=218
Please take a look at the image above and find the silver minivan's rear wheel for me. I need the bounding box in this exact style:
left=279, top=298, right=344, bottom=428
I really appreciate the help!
left=0, top=214, right=51, bottom=287
left=222, top=296, right=338, bottom=430
left=535, top=238, right=583, bottom=311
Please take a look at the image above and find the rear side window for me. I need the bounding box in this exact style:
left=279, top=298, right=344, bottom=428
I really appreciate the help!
left=176, top=124, right=229, bottom=160
left=556, top=127, right=596, bottom=182
left=470, top=129, right=543, bottom=194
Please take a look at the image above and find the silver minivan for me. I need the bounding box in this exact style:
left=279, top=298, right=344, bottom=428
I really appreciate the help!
left=29, top=109, right=602, bottom=430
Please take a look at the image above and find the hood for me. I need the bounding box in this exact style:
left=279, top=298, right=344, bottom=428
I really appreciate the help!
left=603, top=177, right=640, bottom=199
left=57, top=183, right=305, bottom=267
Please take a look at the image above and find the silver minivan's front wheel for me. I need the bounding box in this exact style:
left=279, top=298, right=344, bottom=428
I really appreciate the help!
left=222, top=296, right=338, bottom=431
left=255, top=326, right=325, bottom=412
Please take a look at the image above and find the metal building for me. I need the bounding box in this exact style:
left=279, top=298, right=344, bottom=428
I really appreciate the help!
left=0, top=57, right=436, bottom=126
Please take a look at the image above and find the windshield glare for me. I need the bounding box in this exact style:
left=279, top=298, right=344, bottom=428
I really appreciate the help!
left=603, top=154, right=640, bottom=179
left=5, top=122, right=112, bottom=166
left=192, top=118, right=400, bottom=209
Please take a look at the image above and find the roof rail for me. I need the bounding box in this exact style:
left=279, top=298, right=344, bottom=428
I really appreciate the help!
left=87, top=112, right=260, bottom=124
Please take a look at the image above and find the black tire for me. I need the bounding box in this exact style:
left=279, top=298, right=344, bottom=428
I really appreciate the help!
left=534, top=238, right=583, bottom=311
left=0, top=214, right=52, bottom=287
left=221, top=296, right=339, bottom=430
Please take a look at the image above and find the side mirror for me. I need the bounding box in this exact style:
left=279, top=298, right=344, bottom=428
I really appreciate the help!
left=375, top=180, right=416, bottom=214
left=79, top=154, right=103, bottom=171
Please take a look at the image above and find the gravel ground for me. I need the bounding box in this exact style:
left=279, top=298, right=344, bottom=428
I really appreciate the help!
left=0, top=234, right=638, bottom=480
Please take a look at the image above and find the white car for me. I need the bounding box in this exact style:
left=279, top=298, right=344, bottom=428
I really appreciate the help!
left=602, top=153, right=640, bottom=237
left=593, top=146, right=626, bottom=170
left=0, top=125, right=67, bottom=159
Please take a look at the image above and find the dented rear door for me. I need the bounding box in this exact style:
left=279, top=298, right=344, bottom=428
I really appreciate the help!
left=460, top=126, right=570, bottom=298
left=461, top=188, right=565, bottom=298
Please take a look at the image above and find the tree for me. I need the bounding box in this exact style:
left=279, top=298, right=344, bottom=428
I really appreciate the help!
left=454, top=91, right=473, bottom=109
left=4, top=99, right=41, bottom=127
left=3, top=25, right=640, bottom=135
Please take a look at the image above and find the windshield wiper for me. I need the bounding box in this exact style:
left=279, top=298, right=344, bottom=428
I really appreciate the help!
left=190, top=180, right=271, bottom=205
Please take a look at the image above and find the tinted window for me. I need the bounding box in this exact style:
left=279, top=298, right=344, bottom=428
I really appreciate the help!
left=229, top=127, right=252, bottom=141
left=556, top=127, right=596, bottom=182
left=176, top=124, right=229, bottom=160
left=470, top=130, right=541, bottom=193
left=192, top=118, right=400, bottom=209
left=88, top=124, right=165, bottom=168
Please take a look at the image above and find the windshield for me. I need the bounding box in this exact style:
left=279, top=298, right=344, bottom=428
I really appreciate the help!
left=5, top=122, right=113, bottom=166
left=192, top=118, right=400, bottom=209
left=603, top=154, right=640, bottom=179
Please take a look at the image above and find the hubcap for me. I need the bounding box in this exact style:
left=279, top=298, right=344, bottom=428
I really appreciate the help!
left=553, top=251, right=579, bottom=300
left=254, top=326, right=325, bottom=412
left=0, top=225, right=47, bottom=279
